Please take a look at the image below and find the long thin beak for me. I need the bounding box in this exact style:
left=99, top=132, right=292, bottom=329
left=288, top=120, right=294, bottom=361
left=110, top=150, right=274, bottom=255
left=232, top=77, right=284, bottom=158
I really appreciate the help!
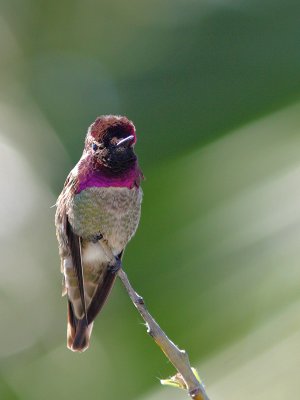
left=117, top=135, right=135, bottom=147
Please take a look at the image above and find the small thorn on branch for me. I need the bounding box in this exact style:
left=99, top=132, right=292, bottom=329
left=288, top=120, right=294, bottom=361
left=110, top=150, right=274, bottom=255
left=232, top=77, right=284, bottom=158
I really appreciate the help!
left=190, top=388, right=202, bottom=399
left=136, top=295, right=144, bottom=305
left=146, top=324, right=154, bottom=337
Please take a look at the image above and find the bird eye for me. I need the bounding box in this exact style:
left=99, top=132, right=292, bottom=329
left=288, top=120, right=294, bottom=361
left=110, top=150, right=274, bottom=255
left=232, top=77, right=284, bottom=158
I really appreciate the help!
left=92, top=143, right=98, bottom=151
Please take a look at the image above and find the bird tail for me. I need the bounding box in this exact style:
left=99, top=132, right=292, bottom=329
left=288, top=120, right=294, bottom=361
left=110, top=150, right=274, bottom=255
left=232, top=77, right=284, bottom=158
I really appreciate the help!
left=67, top=300, right=93, bottom=352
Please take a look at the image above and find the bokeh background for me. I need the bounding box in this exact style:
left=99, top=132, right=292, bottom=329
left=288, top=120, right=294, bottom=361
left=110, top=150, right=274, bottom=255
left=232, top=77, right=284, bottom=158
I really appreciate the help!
left=1, top=1, right=300, bottom=399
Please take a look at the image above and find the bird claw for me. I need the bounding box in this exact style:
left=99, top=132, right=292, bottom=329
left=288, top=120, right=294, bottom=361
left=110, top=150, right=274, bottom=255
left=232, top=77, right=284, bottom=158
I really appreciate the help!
left=91, top=233, right=103, bottom=243
left=108, top=257, right=122, bottom=274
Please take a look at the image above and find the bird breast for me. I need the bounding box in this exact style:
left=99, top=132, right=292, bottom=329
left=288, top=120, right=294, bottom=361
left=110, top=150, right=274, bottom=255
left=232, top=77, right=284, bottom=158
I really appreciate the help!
left=67, top=186, right=142, bottom=254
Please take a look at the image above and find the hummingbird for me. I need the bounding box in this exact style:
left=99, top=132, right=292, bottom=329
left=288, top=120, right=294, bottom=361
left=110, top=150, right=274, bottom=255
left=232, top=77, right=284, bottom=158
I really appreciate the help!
left=55, top=115, right=143, bottom=352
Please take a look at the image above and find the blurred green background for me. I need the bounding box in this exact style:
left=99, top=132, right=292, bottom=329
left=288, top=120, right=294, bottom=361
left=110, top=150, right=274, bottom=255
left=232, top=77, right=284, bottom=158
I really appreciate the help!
left=1, top=1, right=300, bottom=399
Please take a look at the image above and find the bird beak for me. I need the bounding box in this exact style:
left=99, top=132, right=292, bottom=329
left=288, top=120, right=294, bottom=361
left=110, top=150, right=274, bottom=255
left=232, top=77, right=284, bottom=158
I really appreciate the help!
left=116, top=135, right=135, bottom=147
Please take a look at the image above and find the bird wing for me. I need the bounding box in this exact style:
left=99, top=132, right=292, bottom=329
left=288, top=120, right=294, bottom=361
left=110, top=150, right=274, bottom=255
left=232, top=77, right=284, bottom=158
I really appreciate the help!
left=55, top=169, right=123, bottom=351
left=66, top=217, right=87, bottom=323
left=55, top=170, right=86, bottom=311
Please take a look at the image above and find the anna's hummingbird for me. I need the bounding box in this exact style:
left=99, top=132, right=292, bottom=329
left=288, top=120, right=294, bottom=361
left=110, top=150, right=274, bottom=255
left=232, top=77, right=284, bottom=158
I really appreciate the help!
left=55, top=115, right=143, bottom=352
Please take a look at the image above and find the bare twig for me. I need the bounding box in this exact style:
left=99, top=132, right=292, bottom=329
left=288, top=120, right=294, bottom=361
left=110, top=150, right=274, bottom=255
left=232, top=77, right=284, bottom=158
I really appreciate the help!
left=99, top=238, right=210, bottom=399
left=118, top=268, right=210, bottom=400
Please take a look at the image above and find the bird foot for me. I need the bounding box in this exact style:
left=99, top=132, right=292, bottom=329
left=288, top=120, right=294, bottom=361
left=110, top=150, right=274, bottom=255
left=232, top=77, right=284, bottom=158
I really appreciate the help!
left=108, top=257, right=122, bottom=274
left=91, top=233, right=103, bottom=243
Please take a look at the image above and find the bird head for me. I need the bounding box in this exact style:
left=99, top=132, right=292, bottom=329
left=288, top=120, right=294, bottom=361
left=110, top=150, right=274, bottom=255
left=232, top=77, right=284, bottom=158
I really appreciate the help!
left=85, top=115, right=137, bottom=173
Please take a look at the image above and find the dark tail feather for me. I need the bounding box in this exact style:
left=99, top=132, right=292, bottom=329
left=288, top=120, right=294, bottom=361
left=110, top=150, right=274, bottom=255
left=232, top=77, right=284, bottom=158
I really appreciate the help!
left=67, top=300, right=93, bottom=352
left=86, top=251, right=123, bottom=324
left=87, top=268, right=117, bottom=324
